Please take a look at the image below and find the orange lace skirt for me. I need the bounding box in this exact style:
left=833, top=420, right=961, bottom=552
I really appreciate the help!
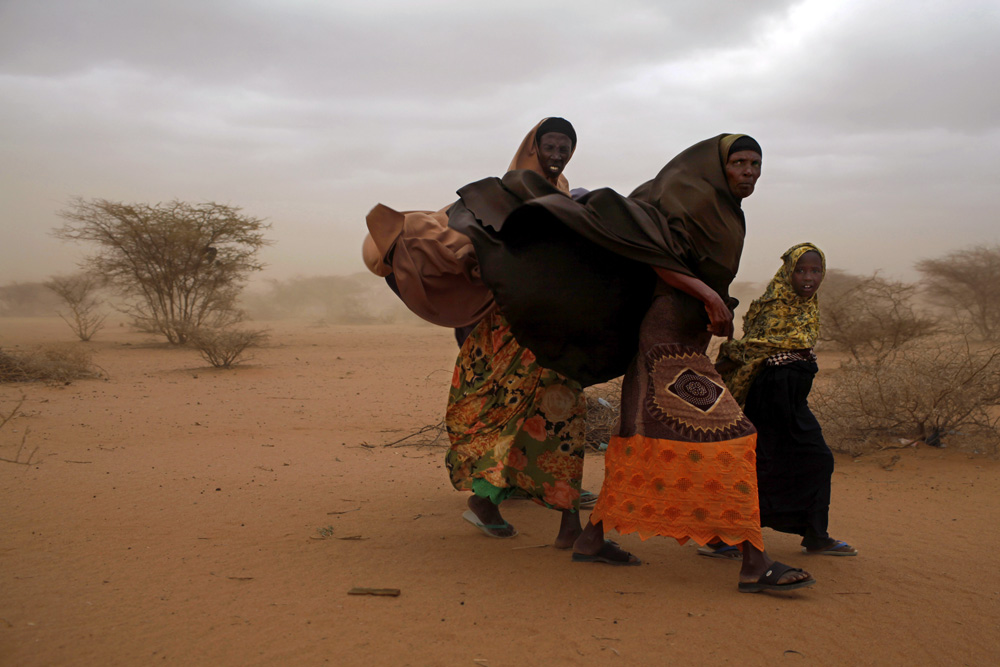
left=590, top=433, right=764, bottom=550
left=590, top=289, right=764, bottom=550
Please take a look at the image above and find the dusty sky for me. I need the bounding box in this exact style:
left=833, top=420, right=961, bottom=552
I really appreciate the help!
left=2, top=0, right=998, bottom=287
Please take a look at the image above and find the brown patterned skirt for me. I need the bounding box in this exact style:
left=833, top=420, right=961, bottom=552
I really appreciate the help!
left=590, top=287, right=764, bottom=549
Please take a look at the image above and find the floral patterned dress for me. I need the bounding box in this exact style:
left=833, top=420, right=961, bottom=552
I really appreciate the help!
left=445, top=309, right=586, bottom=511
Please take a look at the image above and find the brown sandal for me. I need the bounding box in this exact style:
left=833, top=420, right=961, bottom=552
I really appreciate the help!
left=571, top=540, right=641, bottom=566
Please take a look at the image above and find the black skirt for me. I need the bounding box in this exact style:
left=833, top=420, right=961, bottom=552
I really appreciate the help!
left=743, top=360, right=834, bottom=546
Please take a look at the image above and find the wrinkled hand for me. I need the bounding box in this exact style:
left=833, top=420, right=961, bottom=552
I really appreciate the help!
left=703, top=293, right=734, bottom=339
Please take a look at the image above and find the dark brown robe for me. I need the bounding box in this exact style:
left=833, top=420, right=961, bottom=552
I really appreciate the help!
left=449, top=134, right=750, bottom=386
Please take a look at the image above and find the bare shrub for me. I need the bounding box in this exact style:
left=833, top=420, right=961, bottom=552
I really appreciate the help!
left=0, top=281, right=62, bottom=316
left=54, top=198, right=271, bottom=344
left=45, top=273, right=108, bottom=341
left=241, top=273, right=414, bottom=323
left=188, top=327, right=269, bottom=369
left=0, top=345, right=101, bottom=383
left=819, top=270, right=938, bottom=361
left=0, top=393, right=39, bottom=466
left=584, top=378, right=622, bottom=450
left=812, top=337, right=1000, bottom=456
left=916, top=244, right=1000, bottom=340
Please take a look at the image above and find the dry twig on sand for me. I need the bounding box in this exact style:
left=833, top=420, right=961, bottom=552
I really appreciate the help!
left=0, top=394, right=39, bottom=466
left=382, top=378, right=623, bottom=451
left=383, top=421, right=450, bottom=448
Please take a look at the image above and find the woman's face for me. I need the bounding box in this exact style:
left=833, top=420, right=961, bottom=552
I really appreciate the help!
left=790, top=251, right=824, bottom=298
left=725, top=150, right=762, bottom=199
left=536, top=132, right=573, bottom=180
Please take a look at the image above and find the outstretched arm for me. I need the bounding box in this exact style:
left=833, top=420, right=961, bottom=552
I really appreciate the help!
left=654, top=267, right=734, bottom=339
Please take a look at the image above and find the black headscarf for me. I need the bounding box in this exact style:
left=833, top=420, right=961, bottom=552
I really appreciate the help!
left=534, top=117, right=577, bottom=148
left=727, top=135, right=761, bottom=158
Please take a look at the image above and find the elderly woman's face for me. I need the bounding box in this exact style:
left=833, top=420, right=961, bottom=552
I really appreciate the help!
left=725, top=150, right=762, bottom=199
left=537, top=132, right=573, bottom=180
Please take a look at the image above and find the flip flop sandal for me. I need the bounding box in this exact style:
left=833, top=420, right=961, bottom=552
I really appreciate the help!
left=738, top=562, right=816, bottom=593
left=571, top=540, right=641, bottom=566
left=697, top=544, right=743, bottom=560
left=462, top=510, right=518, bottom=538
left=803, top=540, right=858, bottom=556
left=579, top=490, right=599, bottom=509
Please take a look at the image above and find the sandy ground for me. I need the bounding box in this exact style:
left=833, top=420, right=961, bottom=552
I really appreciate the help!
left=2, top=318, right=999, bottom=666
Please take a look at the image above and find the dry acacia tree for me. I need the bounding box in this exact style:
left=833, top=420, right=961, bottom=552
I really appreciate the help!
left=812, top=336, right=1000, bottom=454
left=54, top=199, right=270, bottom=344
left=819, top=269, right=938, bottom=361
left=916, top=244, right=1000, bottom=340
left=45, top=273, right=107, bottom=341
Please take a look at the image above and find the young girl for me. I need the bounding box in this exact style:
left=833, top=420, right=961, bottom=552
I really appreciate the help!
left=708, top=243, right=856, bottom=558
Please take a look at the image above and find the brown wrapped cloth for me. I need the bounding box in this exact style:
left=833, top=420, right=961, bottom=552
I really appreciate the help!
left=449, top=134, right=749, bottom=386
left=360, top=119, right=573, bottom=328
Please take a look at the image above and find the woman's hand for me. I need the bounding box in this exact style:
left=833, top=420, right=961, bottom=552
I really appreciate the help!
left=653, top=267, right=734, bottom=339
left=703, top=291, right=734, bottom=339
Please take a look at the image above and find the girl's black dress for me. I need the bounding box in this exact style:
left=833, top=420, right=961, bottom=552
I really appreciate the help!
left=743, top=359, right=833, bottom=549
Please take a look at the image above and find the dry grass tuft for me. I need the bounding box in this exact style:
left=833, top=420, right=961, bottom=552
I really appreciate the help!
left=0, top=345, right=102, bottom=383
left=584, top=378, right=621, bottom=451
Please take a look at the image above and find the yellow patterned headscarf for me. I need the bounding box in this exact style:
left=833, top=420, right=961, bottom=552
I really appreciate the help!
left=717, top=242, right=825, bottom=406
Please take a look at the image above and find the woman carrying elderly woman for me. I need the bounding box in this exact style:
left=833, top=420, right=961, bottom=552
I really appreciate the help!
left=362, top=118, right=592, bottom=548
left=453, top=134, right=815, bottom=593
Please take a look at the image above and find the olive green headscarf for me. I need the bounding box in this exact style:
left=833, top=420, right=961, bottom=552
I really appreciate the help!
left=717, top=242, right=826, bottom=406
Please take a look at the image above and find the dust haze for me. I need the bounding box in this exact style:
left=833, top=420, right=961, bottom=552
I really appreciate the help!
left=2, top=1, right=999, bottom=287
left=0, top=272, right=420, bottom=325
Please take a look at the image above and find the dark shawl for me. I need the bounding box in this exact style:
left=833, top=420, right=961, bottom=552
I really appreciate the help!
left=361, top=119, right=574, bottom=328
left=449, top=134, right=749, bottom=386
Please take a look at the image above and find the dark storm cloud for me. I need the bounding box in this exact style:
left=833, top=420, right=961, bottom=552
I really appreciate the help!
left=1, top=0, right=998, bottom=285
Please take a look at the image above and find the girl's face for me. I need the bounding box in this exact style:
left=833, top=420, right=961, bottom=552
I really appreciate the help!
left=790, top=250, right=824, bottom=298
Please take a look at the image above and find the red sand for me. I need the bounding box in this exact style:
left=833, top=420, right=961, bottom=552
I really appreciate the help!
left=2, top=318, right=998, bottom=665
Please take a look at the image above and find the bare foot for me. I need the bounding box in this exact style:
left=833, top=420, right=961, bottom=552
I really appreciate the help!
left=553, top=509, right=582, bottom=549
left=466, top=495, right=516, bottom=538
